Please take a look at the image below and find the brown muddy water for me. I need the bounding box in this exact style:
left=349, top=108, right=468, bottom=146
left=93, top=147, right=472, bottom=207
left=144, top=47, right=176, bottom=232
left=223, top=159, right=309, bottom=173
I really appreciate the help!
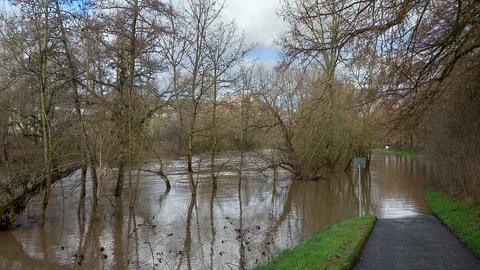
left=0, top=154, right=435, bottom=269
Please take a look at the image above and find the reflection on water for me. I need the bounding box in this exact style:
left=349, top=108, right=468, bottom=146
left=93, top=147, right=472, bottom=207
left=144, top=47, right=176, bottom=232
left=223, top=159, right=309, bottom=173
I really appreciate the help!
left=0, top=154, right=434, bottom=269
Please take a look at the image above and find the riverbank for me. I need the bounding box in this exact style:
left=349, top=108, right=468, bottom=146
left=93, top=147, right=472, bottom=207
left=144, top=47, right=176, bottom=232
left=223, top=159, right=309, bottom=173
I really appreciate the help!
left=425, top=189, right=480, bottom=255
left=384, top=147, right=417, bottom=156
left=255, top=215, right=376, bottom=270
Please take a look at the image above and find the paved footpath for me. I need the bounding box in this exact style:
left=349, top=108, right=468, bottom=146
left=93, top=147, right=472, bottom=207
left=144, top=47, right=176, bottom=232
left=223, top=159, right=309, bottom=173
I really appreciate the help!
left=354, top=214, right=480, bottom=270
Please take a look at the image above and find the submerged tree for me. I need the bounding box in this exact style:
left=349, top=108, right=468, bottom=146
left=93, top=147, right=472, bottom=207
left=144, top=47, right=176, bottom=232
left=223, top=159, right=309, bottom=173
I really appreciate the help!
left=0, top=0, right=69, bottom=226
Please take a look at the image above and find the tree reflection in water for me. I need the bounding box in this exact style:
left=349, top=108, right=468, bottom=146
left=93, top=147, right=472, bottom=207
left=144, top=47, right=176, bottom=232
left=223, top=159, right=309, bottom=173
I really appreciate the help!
left=0, top=154, right=434, bottom=269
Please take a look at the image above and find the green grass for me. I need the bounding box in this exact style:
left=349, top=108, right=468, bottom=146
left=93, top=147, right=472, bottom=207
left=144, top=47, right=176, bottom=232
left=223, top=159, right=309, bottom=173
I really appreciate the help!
left=425, top=189, right=480, bottom=255
left=384, top=147, right=417, bottom=156
left=255, top=215, right=376, bottom=270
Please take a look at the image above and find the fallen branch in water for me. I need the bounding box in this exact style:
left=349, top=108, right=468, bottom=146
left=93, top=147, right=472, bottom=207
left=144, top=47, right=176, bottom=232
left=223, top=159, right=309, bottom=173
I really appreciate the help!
left=0, top=166, right=79, bottom=229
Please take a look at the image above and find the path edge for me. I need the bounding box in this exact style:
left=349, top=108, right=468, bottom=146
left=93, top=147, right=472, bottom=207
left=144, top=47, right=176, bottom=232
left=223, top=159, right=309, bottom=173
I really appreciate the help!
left=429, top=211, right=480, bottom=259
left=343, top=216, right=377, bottom=270
left=424, top=190, right=480, bottom=259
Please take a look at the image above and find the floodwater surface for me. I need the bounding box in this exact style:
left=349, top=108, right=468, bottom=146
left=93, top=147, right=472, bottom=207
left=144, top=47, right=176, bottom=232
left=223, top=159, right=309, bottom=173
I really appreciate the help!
left=0, top=154, right=435, bottom=269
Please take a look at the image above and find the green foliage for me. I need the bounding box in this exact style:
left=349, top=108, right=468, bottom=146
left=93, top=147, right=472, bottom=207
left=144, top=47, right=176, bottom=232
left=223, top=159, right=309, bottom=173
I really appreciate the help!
left=384, top=147, right=417, bottom=156
left=425, top=189, right=480, bottom=255
left=255, top=215, right=376, bottom=270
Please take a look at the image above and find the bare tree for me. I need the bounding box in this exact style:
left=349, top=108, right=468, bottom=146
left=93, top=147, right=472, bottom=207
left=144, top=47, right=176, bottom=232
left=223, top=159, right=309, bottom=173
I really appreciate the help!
left=88, top=0, right=171, bottom=200
left=166, top=0, right=231, bottom=194
left=205, top=21, right=249, bottom=188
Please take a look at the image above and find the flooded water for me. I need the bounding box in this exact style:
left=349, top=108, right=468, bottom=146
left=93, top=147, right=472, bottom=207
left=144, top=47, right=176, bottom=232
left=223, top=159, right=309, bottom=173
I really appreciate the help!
left=0, top=154, right=435, bottom=270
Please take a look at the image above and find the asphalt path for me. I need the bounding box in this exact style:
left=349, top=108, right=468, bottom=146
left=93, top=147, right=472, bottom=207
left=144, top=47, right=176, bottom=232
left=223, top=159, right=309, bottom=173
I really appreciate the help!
left=354, top=215, right=480, bottom=270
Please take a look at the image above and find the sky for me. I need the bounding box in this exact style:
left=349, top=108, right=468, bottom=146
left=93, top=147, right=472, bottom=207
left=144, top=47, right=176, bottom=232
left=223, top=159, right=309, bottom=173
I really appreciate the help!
left=221, top=0, right=287, bottom=67
left=0, top=0, right=287, bottom=67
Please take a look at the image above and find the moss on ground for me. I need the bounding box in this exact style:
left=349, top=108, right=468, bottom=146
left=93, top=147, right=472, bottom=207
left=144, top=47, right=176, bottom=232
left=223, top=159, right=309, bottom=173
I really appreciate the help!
left=255, top=215, right=376, bottom=270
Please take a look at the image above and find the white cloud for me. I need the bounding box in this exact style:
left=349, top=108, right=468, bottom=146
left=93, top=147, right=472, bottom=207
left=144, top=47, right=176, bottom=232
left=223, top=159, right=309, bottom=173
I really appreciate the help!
left=222, top=0, right=288, bottom=47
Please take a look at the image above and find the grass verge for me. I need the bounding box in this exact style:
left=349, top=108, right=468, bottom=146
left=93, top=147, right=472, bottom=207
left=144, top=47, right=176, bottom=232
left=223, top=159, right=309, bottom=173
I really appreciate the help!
left=255, top=215, right=376, bottom=270
left=425, top=189, right=480, bottom=255
left=384, top=147, right=417, bottom=156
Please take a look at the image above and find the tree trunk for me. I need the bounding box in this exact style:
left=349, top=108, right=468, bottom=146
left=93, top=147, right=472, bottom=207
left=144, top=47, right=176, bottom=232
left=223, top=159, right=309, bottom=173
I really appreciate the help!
left=187, top=134, right=196, bottom=195
left=80, top=164, right=87, bottom=200
left=54, top=0, right=90, bottom=203
left=127, top=0, right=139, bottom=207
left=115, top=160, right=125, bottom=197
left=90, top=157, right=99, bottom=208
left=210, top=70, right=218, bottom=188
left=39, top=1, right=52, bottom=227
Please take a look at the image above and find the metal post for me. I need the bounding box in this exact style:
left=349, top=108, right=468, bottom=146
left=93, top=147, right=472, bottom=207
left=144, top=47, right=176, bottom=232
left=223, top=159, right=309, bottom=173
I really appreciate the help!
left=358, top=163, right=362, bottom=216
left=353, top=156, right=366, bottom=217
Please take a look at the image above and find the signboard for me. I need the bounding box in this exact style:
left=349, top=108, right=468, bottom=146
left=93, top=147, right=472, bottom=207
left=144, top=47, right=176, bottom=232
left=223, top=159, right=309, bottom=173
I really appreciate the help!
left=353, top=157, right=366, bottom=169
left=353, top=156, right=367, bottom=217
